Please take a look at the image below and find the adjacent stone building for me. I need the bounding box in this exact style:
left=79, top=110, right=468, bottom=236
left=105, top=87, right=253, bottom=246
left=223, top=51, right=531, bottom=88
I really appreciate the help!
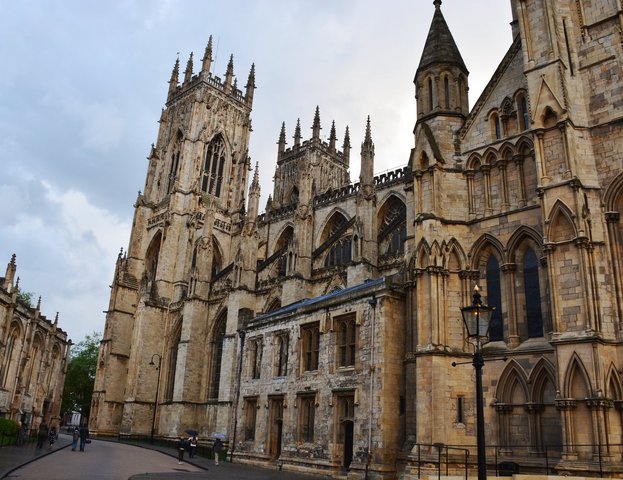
left=91, top=1, right=623, bottom=478
left=0, top=254, right=70, bottom=432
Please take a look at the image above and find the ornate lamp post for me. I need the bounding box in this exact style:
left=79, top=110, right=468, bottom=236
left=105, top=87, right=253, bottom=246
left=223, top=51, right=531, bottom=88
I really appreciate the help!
left=149, top=354, right=162, bottom=444
left=460, top=286, right=494, bottom=480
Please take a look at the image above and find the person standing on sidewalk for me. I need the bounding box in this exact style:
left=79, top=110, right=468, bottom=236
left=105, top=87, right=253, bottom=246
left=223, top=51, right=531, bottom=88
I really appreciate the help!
left=79, top=424, right=89, bottom=452
left=213, top=438, right=223, bottom=466
left=36, top=422, right=48, bottom=449
left=176, top=436, right=187, bottom=464
left=188, top=435, right=197, bottom=458
left=48, top=426, right=57, bottom=449
left=71, top=427, right=79, bottom=451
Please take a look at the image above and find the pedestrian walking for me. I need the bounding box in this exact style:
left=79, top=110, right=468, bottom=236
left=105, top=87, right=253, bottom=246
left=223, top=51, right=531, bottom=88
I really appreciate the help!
left=213, top=437, right=223, bottom=466
left=79, top=424, right=89, bottom=452
left=36, top=422, right=48, bottom=449
left=71, top=427, right=79, bottom=451
left=48, top=426, right=57, bottom=449
left=176, top=436, right=186, bottom=464
left=188, top=435, right=197, bottom=458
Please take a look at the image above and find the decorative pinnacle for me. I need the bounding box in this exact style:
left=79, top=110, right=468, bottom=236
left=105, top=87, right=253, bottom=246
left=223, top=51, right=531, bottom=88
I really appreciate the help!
left=184, top=52, right=194, bottom=83
left=434, top=0, right=442, bottom=9
left=343, top=126, right=351, bottom=148
left=278, top=122, right=286, bottom=144
left=10, top=253, right=16, bottom=266
left=312, top=106, right=321, bottom=138
left=202, top=35, right=213, bottom=72
left=294, top=118, right=302, bottom=146
left=54, top=312, right=59, bottom=325
left=329, top=121, right=337, bottom=150
left=36, top=296, right=41, bottom=310
left=252, top=162, right=260, bottom=187
left=364, top=116, right=372, bottom=144
left=226, top=54, right=234, bottom=76
left=246, top=63, right=256, bottom=87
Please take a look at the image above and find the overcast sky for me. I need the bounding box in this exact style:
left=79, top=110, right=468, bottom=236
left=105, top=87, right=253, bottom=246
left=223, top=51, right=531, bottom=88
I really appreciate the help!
left=0, top=0, right=513, bottom=344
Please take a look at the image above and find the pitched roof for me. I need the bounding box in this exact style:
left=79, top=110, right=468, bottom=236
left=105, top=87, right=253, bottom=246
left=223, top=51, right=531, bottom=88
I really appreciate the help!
left=416, top=2, right=468, bottom=78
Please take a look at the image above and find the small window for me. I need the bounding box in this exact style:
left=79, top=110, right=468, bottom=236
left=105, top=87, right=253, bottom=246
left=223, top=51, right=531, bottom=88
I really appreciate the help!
left=428, top=78, right=434, bottom=111
left=298, top=394, right=316, bottom=442
left=457, top=396, right=464, bottom=423
left=444, top=76, right=450, bottom=109
left=301, top=323, right=320, bottom=372
left=518, top=95, right=529, bottom=131
left=492, top=114, right=501, bottom=140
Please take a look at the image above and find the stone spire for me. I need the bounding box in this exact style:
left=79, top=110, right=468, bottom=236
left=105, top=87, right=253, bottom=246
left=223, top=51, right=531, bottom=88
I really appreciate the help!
left=360, top=116, right=375, bottom=187
left=342, top=126, right=351, bottom=166
left=224, top=54, right=235, bottom=93
left=329, top=121, right=337, bottom=152
left=278, top=122, right=287, bottom=156
left=54, top=312, right=59, bottom=327
left=247, top=162, right=261, bottom=224
left=416, top=0, right=467, bottom=78
left=245, top=63, right=256, bottom=105
left=311, top=106, right=321, bottom=140
left=201, top=36, right=213, bottom=74
left=168, top=56, right=180, bottom=99
left=184, top=52, right=194, bottom=84
left=293, top=118, right=302, bottom=147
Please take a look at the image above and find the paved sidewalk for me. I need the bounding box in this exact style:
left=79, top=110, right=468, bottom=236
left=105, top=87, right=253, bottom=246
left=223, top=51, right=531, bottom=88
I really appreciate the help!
left=0, top=432, right=72, bottom=479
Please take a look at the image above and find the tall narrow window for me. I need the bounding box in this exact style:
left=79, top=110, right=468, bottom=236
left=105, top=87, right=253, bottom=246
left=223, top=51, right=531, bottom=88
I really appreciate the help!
left=428, top=78, right=434, bottom=111
left=518, top=95, right=529, bottom=131
left=249, top=338, right=262, bottom=379
left=165, top=325, right=181, bottom=401
left=524, top=249, right=544, bottom=338
left=457, top=396, right=464, bottom=423
left=379, top=200, right=407, bottom=256
left=298, top=394, right=316, bottom=442
left=209, top=315, right=226, bottom=399
left=493, top=114, right=502, bottom=140
left=275, top=334, right=289, bottom=377
left=25, top=335, right=42, bottom=393
left=1, top=325, right=20, bottom=387
left=337, top=315, right=357, bottom=368
left=201, top=136, right=226, bottom=196
left=486, top=256, right=504, bottom=341
left=167, top=151, right=180, bottom=193
left=301, top=323, right=320, bottom=372
left=444, top=76, right=450, bottom=109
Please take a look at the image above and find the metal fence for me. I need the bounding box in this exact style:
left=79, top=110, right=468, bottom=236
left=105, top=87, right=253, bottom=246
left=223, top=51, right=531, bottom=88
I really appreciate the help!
left=410, top=443, right=623, bottom=479
left=116, top=434, right=227, bottom=461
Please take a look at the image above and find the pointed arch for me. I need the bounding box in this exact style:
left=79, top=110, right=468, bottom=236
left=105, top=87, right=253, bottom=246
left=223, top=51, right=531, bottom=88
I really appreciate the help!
left=529, top=358, right=562, bottom=450
left=211, top=236, right=224, bottom=279
left=603, top=172, right=623, bottom=212
left=445, top=239, right=467, bottom=271
left=469, top=234, right=506, bottom=269
left=265, top=297, right=282, bottom=313
left=499, top=143, right=515, bottom=161
left=564, top=353, right=593, bottom=398
left=377, top=194, right=407, bottom=257
left=496, top=361, right=530, bottom=447
left=605, top=363, right=623, bottom=400
left=415, top=239, right=431, bottom=269
left=515, top=136, right=535, bottom=156
left=529, top=358, right=557, bottom=401
left=548, top=200, right=577, bottom=243
left=201, top=133, right=230, bottom=198
left=208, top=310, right=228, bottom=400
left=1, top=322, right=22, bottom=388
left=318, top=210, right=353, bottom=268
left=564, top=353, right=595, bottom=458
left=507, top=225, right=543, bottom=260
left=145, top=230, right=163, bottom=285
left=483, top=148, right=498, bottom=165
left=466, top=153, right=482, bottom=170
left=497, top=360, right=529, bottom=403
left=164, top=317, right=183, bottom=401
left=430, top=240, right=443, bottom=268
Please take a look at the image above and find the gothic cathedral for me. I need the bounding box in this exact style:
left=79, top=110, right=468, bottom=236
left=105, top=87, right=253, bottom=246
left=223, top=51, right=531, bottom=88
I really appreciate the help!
left=91, top=1, right=623, bottom=478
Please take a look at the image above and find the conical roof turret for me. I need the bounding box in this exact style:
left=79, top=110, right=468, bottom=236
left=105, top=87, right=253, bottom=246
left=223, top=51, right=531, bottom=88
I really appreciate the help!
left=416, top=0, right=467, bottom=79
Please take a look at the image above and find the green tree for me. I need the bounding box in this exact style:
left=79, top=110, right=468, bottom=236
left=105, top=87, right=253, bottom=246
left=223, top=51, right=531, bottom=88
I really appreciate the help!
left=16, top=289, right=34, bottom=308
left=61, top=332, right=101, bottom=419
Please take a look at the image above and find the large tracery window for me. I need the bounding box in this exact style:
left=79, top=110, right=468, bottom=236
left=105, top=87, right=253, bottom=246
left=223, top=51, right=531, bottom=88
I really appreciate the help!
left=323, top=216, right=352, bottom=268
left=379, top=200, right=407, bottom=256
left=201, top=135, right=226, bottom=197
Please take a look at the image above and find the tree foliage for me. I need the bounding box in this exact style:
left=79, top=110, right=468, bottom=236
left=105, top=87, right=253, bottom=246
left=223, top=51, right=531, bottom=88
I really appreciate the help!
left=61, top=332, right=101, bottom=419
left=16, top=289, right=34, bottom=308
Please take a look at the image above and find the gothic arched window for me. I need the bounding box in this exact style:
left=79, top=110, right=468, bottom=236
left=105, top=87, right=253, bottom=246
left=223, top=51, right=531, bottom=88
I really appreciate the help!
left=518, top=94, right=529, bottom=131
left=1, top=324, right=20, bottom=388
left=167, top=151, right=180, bottom=193
left=486, top=256, right=504, bottom=341
left=524, top=248, right=544, bottom=338
left=209, top=314, right=227, bottom=399
left=201, top=136, right=226, bottom=197
left=322, top=214, right=352, bottom=268
left=379, top=200, right=406, bottom=256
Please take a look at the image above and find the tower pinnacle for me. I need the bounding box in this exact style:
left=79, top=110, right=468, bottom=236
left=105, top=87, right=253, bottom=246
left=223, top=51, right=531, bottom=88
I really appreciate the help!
left=184, top=52, right=194, bottom=84
left=312, top=106, right=321, bottom=139
left=201, top=36, right=213, bottom=74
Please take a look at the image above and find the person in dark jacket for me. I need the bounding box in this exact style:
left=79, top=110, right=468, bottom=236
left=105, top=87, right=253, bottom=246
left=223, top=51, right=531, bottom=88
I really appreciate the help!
left=48, top=426, right=57, bottom=449
left=176, top=436, right=187, bottom=464
left=213, top=437, right=223, bottom=466
left=71, top=426, right=80, bottom=451
left=79, top=424, right=89, bottom=452
left=36, top=422, right=48, bottom=449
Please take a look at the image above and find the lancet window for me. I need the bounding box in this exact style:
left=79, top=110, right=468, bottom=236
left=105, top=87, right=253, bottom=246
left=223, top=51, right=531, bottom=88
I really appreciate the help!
left=201, top=135, right=226, bottom=197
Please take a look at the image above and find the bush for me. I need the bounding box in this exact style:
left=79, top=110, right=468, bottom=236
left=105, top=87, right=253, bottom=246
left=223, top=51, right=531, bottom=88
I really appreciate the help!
left=0, top=418, right=19, bottom=437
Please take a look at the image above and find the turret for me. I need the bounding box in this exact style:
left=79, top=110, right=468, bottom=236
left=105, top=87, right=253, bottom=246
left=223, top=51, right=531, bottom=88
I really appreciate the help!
left=360, top=116, right=375, bottom=188
left=245, top=63, right=256, bottom=105
left=224, top=54, right=234, bottom=93
left=184, top=52, right=194, bottom=84
left=311, top=106, right=321, bottom=140
left=201, top=36, right=213, bottom=75
left=414, top=0, right=469, bottom=117
left=167, top=57, right=180, bottom=100
left=278, top=122, right=287, bottom=157
left=3, top=253, right=16, bottom=292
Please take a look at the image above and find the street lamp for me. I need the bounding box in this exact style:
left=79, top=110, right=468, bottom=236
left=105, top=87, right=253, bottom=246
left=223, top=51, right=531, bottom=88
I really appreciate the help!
left=149, top=353, right=162, bottom=444
left=460, top=286, right=494, bottom=480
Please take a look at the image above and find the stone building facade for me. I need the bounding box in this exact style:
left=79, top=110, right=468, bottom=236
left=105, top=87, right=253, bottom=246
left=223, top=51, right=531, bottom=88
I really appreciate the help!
left=0, top=254, right=70, bottom=431
left=91, top=1, right=623, bottom=478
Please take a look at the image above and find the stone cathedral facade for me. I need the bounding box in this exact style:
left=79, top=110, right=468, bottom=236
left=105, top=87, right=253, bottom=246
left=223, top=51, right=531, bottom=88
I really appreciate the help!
left=91, top=1, right=623, bottom=478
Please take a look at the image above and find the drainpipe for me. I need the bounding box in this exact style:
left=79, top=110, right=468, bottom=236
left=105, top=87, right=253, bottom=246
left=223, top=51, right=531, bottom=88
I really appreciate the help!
left=229, top=329, right=246, bottom=463
left=366, top=296, right=377, bottom=480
